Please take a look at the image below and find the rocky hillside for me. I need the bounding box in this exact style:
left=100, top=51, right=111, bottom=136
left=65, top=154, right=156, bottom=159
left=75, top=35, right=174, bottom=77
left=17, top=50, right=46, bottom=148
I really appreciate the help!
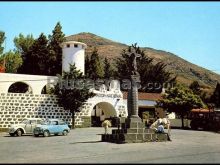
left=66, top=32, right=220, bottom=92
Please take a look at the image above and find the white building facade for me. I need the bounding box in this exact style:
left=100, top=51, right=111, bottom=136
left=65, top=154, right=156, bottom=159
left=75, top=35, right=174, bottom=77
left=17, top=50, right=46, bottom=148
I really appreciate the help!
left=0, top=40, right=127, bottom=129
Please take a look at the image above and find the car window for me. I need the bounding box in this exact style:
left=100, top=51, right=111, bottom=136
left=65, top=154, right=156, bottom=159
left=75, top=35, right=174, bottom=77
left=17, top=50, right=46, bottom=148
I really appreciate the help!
left=31, top=120, right=37, bottom=124
left=36, top=120, right=43, bottom=124
left=59, top=121, right=66, bottom=125
left=51, top=121, right=58, bottom=125
left=21, top=119, right=28, bottom=124
left=22, top=119, right=31, bottom=124
left=42, top=121, right=49, bottom=125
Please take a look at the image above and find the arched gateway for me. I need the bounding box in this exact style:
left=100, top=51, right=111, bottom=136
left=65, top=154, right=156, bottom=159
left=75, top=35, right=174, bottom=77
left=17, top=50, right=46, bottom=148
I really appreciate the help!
left=91, top=102, right=117, bottom=127
left=72, top=80, right=127, bottom=127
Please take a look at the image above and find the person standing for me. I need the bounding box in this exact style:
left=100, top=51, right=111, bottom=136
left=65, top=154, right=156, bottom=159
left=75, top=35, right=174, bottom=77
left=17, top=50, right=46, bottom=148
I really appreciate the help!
left=115, top=115, right=121, bottom=130
left=102, top=120, right=112, bottom=134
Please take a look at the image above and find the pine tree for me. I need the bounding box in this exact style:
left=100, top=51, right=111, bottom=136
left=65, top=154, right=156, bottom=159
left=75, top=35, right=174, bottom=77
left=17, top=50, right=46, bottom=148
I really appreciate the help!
left=0, top=31, right=6, bottom=71
left=15, top=22, right=65, bottom=75
left=26, top=33, right=50, bottom=75
left=88, top=47, right=104, bottom=79
left=85, top=54, right=91, bottom=78
left=14, top=33, right=35, bottom=74
left=189, top=81, right=201, bottom=96
left=104, top=57, right=114, bottom=79
left=14, top=33, right=35, bottom=55
left=115, top=43, right=175, bottom=92
left=0, top=31, right=5, bottom=55
left=48, top=22, right=65, bottom=75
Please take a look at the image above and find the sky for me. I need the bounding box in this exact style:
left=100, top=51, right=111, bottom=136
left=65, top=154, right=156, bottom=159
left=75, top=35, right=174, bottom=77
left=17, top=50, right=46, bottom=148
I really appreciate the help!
left=0, top=2, right=220, bottom=74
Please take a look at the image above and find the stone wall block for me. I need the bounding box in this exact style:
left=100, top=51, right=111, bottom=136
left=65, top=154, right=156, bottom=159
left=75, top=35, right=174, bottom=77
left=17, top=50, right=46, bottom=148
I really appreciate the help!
left=0, top=93, right=94, bottom=129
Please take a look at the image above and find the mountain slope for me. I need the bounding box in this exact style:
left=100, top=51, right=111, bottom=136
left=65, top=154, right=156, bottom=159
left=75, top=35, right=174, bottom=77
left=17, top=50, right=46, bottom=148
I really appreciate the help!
left=66, top=32, right=220, bottom=92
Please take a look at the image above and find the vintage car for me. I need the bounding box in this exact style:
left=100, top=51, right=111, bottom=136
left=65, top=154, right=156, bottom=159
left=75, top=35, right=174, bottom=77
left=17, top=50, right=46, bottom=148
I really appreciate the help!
left=8, top=118, right=44, bottom=136
left=33, top=119, right=70, bottom=137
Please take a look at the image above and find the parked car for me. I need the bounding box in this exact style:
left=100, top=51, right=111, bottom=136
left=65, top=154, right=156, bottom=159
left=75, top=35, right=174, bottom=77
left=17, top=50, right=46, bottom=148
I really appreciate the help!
left=8, top=118, right=44, bottom=136
left=33, top=119, right=70, bottom=137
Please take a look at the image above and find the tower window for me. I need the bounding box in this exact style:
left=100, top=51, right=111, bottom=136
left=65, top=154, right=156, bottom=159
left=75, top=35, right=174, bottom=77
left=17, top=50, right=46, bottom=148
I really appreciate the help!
left=66, top=44, right=70, bottom=48
left=74, top=44, right=78, bottom=48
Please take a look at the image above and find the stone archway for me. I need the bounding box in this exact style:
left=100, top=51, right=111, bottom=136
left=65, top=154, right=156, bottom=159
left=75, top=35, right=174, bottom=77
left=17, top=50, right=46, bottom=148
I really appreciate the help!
left=8, top=81, right=32, bottom=94
left=41, top=84, right=55, bottom=94
left=91, top=102, right=117, bottom=127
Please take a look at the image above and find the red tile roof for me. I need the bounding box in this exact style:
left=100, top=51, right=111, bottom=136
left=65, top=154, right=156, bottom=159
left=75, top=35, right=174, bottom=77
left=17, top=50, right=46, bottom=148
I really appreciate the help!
left=122, top=91, right=162, bottom=101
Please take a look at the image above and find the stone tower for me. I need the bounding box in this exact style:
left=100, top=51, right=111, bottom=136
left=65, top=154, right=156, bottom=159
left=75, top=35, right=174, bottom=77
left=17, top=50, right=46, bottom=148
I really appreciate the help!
left=60, top=41, right=87, bottom=75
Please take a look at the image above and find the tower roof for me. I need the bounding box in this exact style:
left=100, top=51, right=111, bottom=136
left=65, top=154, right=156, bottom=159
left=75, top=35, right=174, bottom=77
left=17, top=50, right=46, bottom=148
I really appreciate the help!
left=60, top=41, right=87, bottom=48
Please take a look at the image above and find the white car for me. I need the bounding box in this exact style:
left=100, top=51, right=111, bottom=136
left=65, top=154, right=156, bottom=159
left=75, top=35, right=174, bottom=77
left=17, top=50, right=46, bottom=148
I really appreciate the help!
left=8, top=118, right=44, bottom=136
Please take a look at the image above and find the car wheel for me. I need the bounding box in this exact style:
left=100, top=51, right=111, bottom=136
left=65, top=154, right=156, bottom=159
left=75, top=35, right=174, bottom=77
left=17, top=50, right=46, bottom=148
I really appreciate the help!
left=34, top=134, right=39, bottom=137
left=16, top=129, right=22, bottom=137
left=9, top=133, right=15, bottom=137
left=63, top=130, right=68, bottom=136
left=43, top=130, right=50, bottom=137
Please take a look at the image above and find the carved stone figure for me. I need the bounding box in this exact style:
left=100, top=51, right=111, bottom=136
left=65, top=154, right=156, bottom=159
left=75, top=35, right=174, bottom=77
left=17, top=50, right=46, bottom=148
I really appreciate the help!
left=128, top=48, right=141, bottom=75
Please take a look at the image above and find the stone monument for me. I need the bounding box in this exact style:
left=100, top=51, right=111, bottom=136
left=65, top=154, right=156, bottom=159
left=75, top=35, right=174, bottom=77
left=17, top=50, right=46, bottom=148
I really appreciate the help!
left=101, top=46, right=169, bottom=143
left=127, top=48, right=141, bottom=119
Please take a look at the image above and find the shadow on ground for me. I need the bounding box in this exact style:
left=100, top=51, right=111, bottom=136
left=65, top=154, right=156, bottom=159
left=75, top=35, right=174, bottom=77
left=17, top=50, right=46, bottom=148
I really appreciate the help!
left=69, top=140, right=102, bottom=144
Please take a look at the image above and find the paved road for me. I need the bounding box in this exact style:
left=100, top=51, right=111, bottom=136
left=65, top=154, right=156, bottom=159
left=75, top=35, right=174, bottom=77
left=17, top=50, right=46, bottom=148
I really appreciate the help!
left=0, top=127, right=220, bottom=163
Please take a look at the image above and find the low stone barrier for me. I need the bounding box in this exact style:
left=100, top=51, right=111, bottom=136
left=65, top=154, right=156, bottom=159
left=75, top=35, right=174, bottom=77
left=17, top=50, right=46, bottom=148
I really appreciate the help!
left=0, top=93, right=91, bottom=129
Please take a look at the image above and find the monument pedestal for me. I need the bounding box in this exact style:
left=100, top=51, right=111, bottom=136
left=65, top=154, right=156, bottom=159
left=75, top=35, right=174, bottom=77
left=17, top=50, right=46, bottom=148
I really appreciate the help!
left=101, top=117, right=169, bottom=143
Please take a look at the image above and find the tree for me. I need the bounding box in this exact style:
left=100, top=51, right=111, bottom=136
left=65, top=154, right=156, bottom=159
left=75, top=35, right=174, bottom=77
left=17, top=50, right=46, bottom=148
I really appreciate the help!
left=0, top=31, right=6, bottom=72
left=0, top=31, right=5, bottom=55
left=189, top=81, right=201, bottom=96
left=189, top=81, right=211, bottom=104
left=210, top=82, right=220, bottom=108
left=14, top=33, right=35, bottom=74
left=26, top=33, right=50, bottom=75
left=85, top=54, right=91, bottom=78
left=0, top=50, right=22, bottom=73
left=115, top=43, right=176, bottom=92
left=16, top=33, right=51, bottom=75
left=86, top=47, right=104, bottom=79
left=104, top=57, right=114, bottom=79
left=14, top=33, right=35, bottom=55
left=54, top=64, right=95, bottom=129
left=48, top=22, right=65, bottom=75
left=157, top=84, right=205, bottom=128
left=16, top=22, right=65, bottom=76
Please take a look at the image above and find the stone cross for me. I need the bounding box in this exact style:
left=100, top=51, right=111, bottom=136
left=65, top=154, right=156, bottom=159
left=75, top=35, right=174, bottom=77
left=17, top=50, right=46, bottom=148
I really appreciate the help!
left=127, top=47, right=142, bottom=119
left=128, top=48, right=141, bottom=75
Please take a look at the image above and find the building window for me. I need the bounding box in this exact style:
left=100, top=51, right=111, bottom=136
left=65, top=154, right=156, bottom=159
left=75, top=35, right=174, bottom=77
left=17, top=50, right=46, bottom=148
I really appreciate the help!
left=74, top=44, right=78, bottom=48
left=66, top=44, right=70, bottom=48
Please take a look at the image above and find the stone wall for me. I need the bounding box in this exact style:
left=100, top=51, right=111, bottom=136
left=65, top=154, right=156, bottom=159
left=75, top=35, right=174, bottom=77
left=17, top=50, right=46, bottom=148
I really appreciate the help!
left=0, top=92, right=127, bottom=129
left=0, top=93, right=74, bottom=129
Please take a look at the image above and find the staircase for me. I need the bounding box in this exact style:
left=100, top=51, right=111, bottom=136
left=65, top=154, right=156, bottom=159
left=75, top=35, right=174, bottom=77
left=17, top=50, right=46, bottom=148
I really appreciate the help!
left=101, top=118, right=169, bottom=143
